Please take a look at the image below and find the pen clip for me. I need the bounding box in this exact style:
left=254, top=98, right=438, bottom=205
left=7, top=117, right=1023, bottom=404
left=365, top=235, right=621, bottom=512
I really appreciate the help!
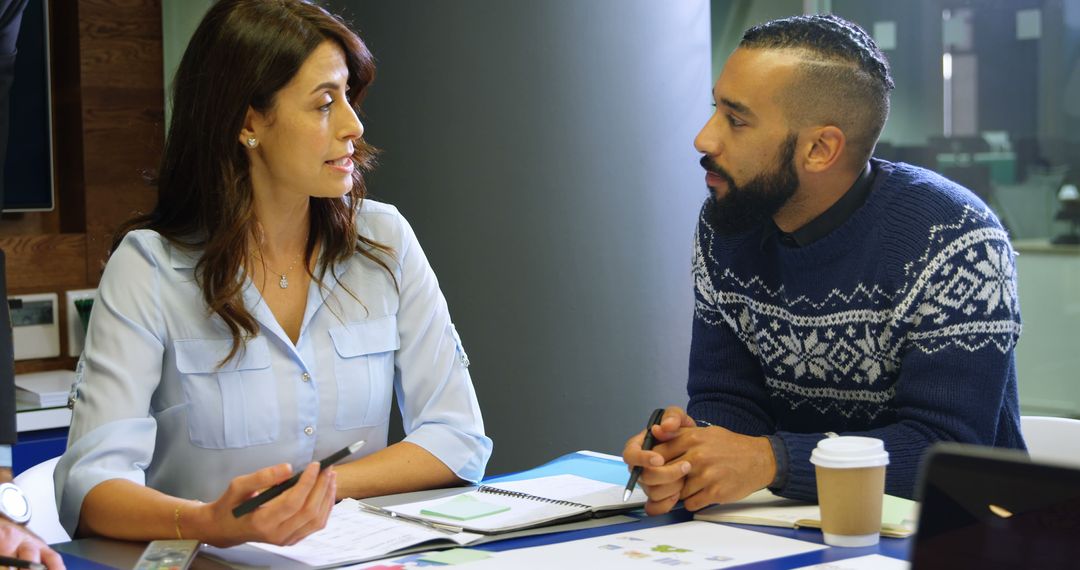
left=357, top=502, right=464, bottom=535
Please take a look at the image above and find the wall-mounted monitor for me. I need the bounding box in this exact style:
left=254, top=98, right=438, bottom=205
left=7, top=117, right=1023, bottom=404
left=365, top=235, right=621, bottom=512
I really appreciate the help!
left=1, top=0, right=54, bottom=213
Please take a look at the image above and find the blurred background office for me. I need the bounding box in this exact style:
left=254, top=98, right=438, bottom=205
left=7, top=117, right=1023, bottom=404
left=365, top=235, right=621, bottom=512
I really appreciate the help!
left=2, top=0, right=1078, bottom=477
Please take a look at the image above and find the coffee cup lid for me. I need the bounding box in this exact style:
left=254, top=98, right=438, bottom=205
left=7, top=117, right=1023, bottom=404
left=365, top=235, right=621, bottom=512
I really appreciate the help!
left=810, top=436, right=889, bottom=469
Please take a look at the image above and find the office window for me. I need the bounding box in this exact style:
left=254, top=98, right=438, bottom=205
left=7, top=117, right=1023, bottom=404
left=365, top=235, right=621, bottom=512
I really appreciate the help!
left=712, top=0, right=1080, bottom=418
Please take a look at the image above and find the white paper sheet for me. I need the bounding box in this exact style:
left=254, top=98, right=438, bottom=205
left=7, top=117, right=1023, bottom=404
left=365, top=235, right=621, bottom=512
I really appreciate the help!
left=460, top=521, right=827, bottom=569
left=792, top=554, right=910, bottom=570
left=487, top=474, right=614, bottom=500
left=245, top=499, right=480, bottom=567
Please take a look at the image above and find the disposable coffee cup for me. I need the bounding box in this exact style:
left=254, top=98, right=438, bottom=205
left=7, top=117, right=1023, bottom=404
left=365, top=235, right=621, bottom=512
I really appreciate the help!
left=810, top=436, right=889, bottom=547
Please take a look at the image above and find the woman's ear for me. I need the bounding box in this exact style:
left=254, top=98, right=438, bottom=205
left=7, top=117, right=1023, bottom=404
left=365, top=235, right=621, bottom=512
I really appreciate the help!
left=238, top=107, right=259, bottom=148
left=802, top=125, right=846, bottom=174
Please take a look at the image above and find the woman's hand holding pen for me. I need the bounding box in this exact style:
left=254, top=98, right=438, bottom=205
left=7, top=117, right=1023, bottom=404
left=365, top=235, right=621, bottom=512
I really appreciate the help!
left=190, top=462, right=336, bottom=547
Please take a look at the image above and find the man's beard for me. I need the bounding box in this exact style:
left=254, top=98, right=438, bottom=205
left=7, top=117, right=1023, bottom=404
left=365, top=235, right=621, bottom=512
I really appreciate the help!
left=703, top=134, right=799, bottom=235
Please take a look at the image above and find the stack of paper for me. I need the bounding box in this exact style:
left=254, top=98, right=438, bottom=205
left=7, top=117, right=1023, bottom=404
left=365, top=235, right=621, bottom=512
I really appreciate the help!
left=235, top=499, right=484, bottom=568
left=14, top=370, right=75, bottom=408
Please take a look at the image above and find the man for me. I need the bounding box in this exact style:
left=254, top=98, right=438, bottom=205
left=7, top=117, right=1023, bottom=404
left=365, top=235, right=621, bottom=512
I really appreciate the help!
left=623, top=14, right=1024, bottom=515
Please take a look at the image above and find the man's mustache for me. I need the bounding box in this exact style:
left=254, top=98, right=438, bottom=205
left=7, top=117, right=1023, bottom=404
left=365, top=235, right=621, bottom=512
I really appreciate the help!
left=699, top=155, right=736, bottom=189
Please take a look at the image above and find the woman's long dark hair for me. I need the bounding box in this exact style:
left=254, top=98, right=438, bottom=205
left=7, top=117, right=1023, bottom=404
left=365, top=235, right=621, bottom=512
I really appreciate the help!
left=114, top=0, right=393, bottom=363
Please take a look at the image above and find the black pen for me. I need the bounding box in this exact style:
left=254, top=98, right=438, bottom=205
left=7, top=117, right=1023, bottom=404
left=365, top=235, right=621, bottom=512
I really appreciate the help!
left=233, top=439, right=365, bottom=517
left=0, top=555, right=46, bottom=570
left=623, top=408, right=665, bottom=502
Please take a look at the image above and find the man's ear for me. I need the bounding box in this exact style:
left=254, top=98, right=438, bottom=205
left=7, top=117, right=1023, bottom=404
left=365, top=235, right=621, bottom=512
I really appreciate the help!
left=802, top=125, right=845, bottom=174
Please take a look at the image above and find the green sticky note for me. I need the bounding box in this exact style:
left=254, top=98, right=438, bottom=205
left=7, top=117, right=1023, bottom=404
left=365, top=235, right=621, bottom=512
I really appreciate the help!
left=881, top=494, right=915, bottom=524
left=417, top=548, right=492, bottom=564
left=881, top=494, right=916, bottom=527
left=420, top=494, right=510, bottom=521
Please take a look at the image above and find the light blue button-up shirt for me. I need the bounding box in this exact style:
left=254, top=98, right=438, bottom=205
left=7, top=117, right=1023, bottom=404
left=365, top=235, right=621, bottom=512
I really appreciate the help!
left=54, top=201, right=491, bottom=535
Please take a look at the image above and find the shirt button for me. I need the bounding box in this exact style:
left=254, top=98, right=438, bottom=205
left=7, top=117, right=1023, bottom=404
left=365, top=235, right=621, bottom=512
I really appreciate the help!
left=301, top=372, right=311, bottom=382
left=304, top=426, right=314, bottom=436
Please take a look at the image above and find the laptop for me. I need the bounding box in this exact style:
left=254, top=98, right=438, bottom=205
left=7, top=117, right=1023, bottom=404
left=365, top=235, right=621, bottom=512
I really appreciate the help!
left=912, top=442, right=1080, bottom=569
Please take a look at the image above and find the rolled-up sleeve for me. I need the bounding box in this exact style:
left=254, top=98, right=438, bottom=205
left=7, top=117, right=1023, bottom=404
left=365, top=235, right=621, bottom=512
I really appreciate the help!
left=54, top=232, right=166, bottom=536
left=391, top=213, right=492, bottom=483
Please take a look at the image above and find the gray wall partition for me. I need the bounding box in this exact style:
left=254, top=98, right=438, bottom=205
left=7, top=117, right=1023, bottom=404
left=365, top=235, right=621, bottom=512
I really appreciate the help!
left=324, top=1, right=712, bottom=475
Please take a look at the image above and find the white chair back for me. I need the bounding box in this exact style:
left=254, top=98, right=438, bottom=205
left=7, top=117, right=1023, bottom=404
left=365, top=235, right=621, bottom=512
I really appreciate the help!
left=1020, top=415, right=1080, bottom=467
left=12, top=456, right=70, bottom=544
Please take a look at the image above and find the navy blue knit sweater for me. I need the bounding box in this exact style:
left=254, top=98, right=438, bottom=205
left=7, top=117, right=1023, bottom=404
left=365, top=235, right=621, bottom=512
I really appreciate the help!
left=687, top=159, right=1025, bottom=501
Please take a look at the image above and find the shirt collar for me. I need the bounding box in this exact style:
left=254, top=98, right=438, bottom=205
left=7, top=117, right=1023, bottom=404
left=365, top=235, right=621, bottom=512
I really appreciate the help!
left=168, top=242, right=200, bottom=269
left=169, top=240, right=348, bottom=295
left=761, top=162, right=874, bottom=249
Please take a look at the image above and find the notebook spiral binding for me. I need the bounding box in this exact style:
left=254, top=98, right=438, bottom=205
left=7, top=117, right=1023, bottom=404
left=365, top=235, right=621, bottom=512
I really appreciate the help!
left=476, top=485, right=590, bottom=510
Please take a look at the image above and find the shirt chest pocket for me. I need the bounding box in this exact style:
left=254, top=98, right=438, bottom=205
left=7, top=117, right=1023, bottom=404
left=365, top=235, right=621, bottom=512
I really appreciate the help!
left=174, top=337, right=279, bottom=449
left=329, top=317, right=400, bottom=429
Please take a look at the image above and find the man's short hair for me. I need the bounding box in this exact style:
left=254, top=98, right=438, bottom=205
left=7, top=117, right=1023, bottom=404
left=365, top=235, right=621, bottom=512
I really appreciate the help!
left=740, top=14, right=894, bottom=167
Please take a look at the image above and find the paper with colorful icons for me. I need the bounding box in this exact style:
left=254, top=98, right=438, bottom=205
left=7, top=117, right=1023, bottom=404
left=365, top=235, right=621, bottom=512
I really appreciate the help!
left=460, top=521, right=826, bottom=569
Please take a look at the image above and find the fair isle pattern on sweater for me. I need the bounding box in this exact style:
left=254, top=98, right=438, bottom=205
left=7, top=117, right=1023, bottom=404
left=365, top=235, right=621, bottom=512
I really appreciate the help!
left=692, top=200, right=1020, bottom=423
left=687, top=160, right=1026, bottom=500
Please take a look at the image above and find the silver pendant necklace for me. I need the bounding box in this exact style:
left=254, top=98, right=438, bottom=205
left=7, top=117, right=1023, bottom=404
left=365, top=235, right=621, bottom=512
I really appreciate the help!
left=254, top=249, right=302, bottom=289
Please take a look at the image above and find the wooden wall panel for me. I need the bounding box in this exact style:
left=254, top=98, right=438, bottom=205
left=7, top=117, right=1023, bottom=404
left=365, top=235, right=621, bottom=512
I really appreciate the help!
left=13, top=356, right=80, bottom=376
left=0, top=234, right=88, bottom=291
left=0, top=215, right=55, bottom=235
left=77, top=0, right=163, bottom=283
left=52, top=0, right=87, bottom=234
left=3, top=0, right=164, bottom=376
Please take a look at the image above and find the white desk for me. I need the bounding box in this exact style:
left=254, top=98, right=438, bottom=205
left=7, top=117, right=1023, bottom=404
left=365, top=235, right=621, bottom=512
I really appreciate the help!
left=16, top=402, right=71, bottom=433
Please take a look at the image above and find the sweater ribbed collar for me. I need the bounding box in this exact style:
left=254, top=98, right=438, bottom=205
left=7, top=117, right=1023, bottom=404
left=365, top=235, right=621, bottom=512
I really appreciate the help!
left=760, top=161, right=875, bottom=250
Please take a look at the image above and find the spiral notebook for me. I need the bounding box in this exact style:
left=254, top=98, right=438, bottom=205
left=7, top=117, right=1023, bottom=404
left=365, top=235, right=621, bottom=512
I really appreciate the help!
left=373, top=473, right=648, bottom=534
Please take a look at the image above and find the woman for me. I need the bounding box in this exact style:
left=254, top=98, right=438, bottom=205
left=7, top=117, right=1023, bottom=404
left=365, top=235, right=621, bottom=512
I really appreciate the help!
left=55, top=0, right=491, bottom=547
